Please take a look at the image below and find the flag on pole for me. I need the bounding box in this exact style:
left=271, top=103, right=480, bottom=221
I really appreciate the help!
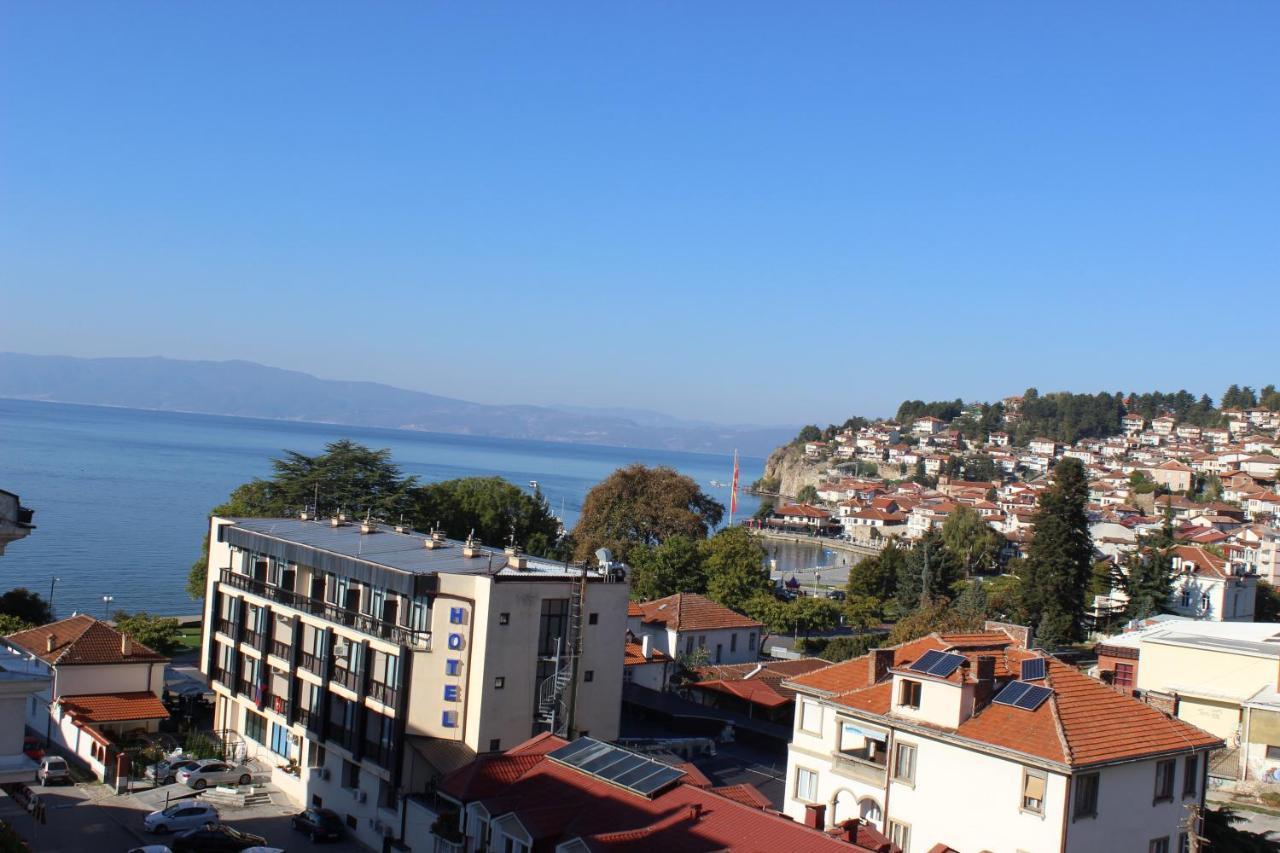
left=730, top=449, right=740, bottom=521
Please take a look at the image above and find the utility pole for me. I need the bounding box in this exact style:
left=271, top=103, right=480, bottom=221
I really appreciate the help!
left=920, top=542, right=931, bottom=608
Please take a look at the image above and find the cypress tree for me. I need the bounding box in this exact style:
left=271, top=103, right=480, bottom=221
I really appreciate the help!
left=1020, top=458, right=1093, bottom=646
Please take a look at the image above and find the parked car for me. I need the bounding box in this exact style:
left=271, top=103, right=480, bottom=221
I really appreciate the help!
left=128, top=846, right=174, bottom=853
left=290, top=806, right=344, bottom=842
left=22, top=736, right=44, bottom=761
left=143, top=802, right=220, bottom=834
left=171, top=823, right=267, bottom=852
left=175, top=760, right=253, bottom=790
left=147, top=758, right=203, bottom=785
left=37, top=756, right=71, bottom=786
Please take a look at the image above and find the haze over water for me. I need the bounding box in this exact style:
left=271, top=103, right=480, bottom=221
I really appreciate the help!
left=0, top=398, right=766, bottom=618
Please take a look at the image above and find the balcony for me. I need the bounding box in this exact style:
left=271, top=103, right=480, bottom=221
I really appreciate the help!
left=215, top=617, right=236, bottom=638
left=219, top=569, right=429, bottom=648
left=265, top=692, right=291, bottom=718
left=300, top=650, right=325, bottom=675
left=363, top=739, right=395, bottom=769
left=325, top=722, right=357, bottom=751
left=270, top=639, right=292, bottom=660
left=332, top=666, right=361, bottom=693
left=832, top=751, right=888, bottom=787
left=211, top=667, right=232, bottom=687
left=296, top=707, right=315, bottom=730
left=369, top=681, right=400, bottom=708
left=243, top=628, right=265, bottom=648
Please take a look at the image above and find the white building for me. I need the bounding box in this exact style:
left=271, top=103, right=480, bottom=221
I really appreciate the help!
left=201, top=515, right=628, bottom=851
left=628, top=592, right=762, bottom=667
left=782, top=627, right=1219, bottom=853
left=0, top=489, right=34, bottom=556
left=0, top=661, right=50, bottom=784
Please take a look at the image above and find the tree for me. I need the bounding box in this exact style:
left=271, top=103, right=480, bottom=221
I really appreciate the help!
left=188, top=534, right=211, bottom=600
left=983, top=574, right=1024, bottom=622
left=1019, top=458, right=1094, bottom=646
left=940, top=505, right=1002, bottom=577
left=572, top=465, right=723, bottom=562
left=886, top=595, right=984, bottom=644
left=789, top=596, right=843, bottom=637
left=743, top=593, right=791, bottom=634
left=952, top=579, right=989, bottom=621
left=702, top=527, right=770, bottom=611
left=795, top=485, right=819, bottom=504
left=842, top=594, right=884, bottom=631
left=0, top=588, right=52, bottom=626
left=795, top=425, right=822, bottom=444
left=0, top=614, right=33, bottom=635
left=627, top=536, right=707, bottom=601
left=114, top=611, right=183, bottom=655
left=411, top=477, right=562, bottom=558
left=814, top=634, right=880, bottom=662
left=1257, top=581, right=1280, bottom=622
left=846, top=541, right=903, bottom=602
left=894, top=532, right=960, bottom=613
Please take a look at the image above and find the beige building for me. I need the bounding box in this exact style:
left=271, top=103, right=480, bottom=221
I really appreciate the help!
left=201, top=515, right=628, bottom=851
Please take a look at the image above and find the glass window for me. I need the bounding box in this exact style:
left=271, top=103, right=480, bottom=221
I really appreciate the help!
left=889, top=821, right=910, bottom=851
left=1266, top=745, right=1280, bottom=761
left=730, top=633, right=737, bottom=653
left=1183, top=754, right=1198, bottom=797
left=1022, top=769, right=1046, bottom=814
left=1154, top=760, right=1175, bottom=802
left=1074, top=772, right=1099, bottom=819
left=794, top=767, right=817, bottom=802
left=800, top=700, right=822, bottom=734
left=245, top=710, right=266, bottom=744
left=899, top=679, right=922, bottom=709
left=270, top=722, right=290, bottom=757
left=1149, top=838, right=1169, bottom=853
left=748, top=632, right=757, bottom=651
left=893, top=742, right=916, bottom=784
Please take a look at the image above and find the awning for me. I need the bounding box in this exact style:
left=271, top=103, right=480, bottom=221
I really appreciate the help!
left=840, top=720, right=887, bottom=742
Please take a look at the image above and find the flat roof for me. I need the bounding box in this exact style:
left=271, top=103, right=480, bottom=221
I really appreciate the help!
left=1098, top=616, right=1280, bottom=652
left=224, top=517, right=604, bottom=581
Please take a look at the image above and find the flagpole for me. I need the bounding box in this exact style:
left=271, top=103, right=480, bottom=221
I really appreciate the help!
left=729, top=449, right=740, bottom=527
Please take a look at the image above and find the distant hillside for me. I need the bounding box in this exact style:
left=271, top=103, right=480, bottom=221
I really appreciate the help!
left=0, top=353, right=792, bottom=456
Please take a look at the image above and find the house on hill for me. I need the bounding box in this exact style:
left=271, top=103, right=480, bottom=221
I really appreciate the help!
left=629, top=593, right=763, bottom=667
left=782, top=626, right=1219, bottom=852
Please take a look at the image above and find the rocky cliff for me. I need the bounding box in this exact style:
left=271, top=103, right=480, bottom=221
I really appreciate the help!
left=761, top=444, right=828, bottom=498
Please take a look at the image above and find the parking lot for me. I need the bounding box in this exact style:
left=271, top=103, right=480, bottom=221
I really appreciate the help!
left=1, top=779, right=367, bottom=852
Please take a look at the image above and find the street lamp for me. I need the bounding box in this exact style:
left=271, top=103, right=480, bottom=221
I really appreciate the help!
left=102, top=595, right=114, bottom=621
left=48, top=577, right=60, bottom=620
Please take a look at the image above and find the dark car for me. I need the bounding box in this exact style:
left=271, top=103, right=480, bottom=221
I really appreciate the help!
left=171, top=823, right=267, bottom=852
left=291, top=806, right=344, bottom=842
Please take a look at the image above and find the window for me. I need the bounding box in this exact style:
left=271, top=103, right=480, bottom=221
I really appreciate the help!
left=1074, top=772, right=1099, bottom=820
left=342, top=760, right=359, bottom=789
left=1183, top=754, right=1198, bottom=797
left=1267, top=745, right=1280, bottom=761
left=1149, top=837, right=1169, bottom=853
left=1154, top=759, right=1175, bottom=803
left=245, top=710, right=266, bottom=744
left=499, top=613, right=510, bottom=625
left=893, top=742, right=916, bottom=785
left=794, top=767, right=818, bottom=802
left=685, top=637, right=694, bottom=655
left=270, top=722, right=290, bottom=757
left=730, top=633, right=738, bottom=653
left=748, top=632, right=757, bottom=651
left=584, top=670, right=594, bottom=683
left=898, top=679, right=922, bottom=709
left=588, top=613, right=598, bottom=625
left=698, top=635, right=706, bottom=648
left=309, top=744, right=326, bottom=769
left=494, top=677, right=505, bottom=689
left=1021, top=769, right=1047, bottom=815
left=800, top=700, right=822, bottom=734
left=1180, top=587, right=1191, bottom=608
left=1114, top=662, right=1135, bottom=689
left=489, top=739, right=501, bottom=752
left=888, top=820, right=911, bottom=851
left=1178, top=832, right=1189, bottom=853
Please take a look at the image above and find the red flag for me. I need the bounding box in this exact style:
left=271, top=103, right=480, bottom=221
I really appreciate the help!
left=730, top=450, right=740, bottom=517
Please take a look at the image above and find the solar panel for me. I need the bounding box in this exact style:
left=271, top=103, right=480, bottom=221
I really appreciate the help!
left=548, top=738, right=686, bottom=797
left=993, top=680, right=1032, bottom=706
left=1014, top=684, right=1053, bottom=711
left=908, top=650, right=946, bottom=674
left=926, top=652, right=967, bottom=678
left=1021, top=658, right=1046, bottom=682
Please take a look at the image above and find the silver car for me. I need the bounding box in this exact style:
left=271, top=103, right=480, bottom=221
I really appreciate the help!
left=174, top=759, right=252, bottom=790
left=142, top=801, right=219, bottom=833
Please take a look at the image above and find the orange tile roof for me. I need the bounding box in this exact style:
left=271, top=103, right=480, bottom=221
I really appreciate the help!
left=5, top=614, right=168, bottom=666
left=60, top=691, right=168, bottom=723
left=623, top=641, right=672, bottom=666
left=635, top=593, right=762, bottom=632
left=710, top=784, right=773, bottom=810
left=787, top=631, right=1221, bottom=768
left=692, top=678, right=790, bottom=709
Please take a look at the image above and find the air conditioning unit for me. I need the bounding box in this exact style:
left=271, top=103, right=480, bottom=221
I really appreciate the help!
left=315, top=768, right=330, bottom=781
left=332, top=642, right=351, bottom=659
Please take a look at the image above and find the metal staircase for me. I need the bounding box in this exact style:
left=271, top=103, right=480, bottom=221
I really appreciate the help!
left=536, top=564, right=588, bottom=737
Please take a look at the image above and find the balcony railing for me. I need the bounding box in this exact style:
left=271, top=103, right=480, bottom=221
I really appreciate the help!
left=237, top=679, right=258, bottom=701
left=369, top=681, right=400, bottom=707
left=219, top=569, right=429, bottom=648
left=832, top=751, right=888, bottom=787
left=270, top=640, right=292, bottom=660
left=300, top=650, right=325, bottom=675
left=211, top=667, right=232, bottom=687
left=215, top=617, right=236, bottom=637
left=296, top=707, right=315, bottom=729
left=243, top=628, right=264, bottom=648
left=332, top=666, right=361, bottom=693
left=363, top=739, right=395, bottom=769
left=325, top=722, right=357, bottom=751
left=265, top=693, right=291, bottom=718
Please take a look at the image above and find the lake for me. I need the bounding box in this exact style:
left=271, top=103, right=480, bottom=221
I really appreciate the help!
left=0, top=398, right=790, bottom=618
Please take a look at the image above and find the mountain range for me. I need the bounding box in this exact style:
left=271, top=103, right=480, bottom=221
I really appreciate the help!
left=0, top=353, right=792, bottom=456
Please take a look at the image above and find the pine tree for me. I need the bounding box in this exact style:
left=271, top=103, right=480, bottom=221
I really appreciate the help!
left=1019, top=458, right=1093, bottom=646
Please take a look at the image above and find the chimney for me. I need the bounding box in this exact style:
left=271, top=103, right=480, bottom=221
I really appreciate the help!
left=869, top=648, right=894, bottom=685
left=46, top=635, right=55, bottom=653
left=121, top=634, right=133, bottom=657
left=803, top=802, right=826, bottom=830
left=973, top=655, right=996, bottom=713
left=687, top=803, right=702, bottom=821
left=641, top=635, right=652, bottom=660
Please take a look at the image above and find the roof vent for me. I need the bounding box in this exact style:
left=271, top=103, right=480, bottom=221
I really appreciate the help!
left=46, top=635, right=55, bottom=653
left=360, top=521, right=376, bottom=535
left=330, top=516, right=342, bottom=528
left=121, top=634, right=133, bottom=657
left=300, top=509, right=310, bottom=521
left=425, top=527, right=448, bottom=550
left=463, top=532, right=482, bottom=558
left=505, top=546, right=528, bottom=571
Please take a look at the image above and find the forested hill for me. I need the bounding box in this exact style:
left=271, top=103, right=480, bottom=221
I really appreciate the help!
left=790, top=384, right=1279, bottom=449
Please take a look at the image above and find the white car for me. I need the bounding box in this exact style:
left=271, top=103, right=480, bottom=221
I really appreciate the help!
left=142, top=801, right=219, bottom=833
left=128, top=847, right=173, bottom=853
left=174, top=759, right=253, bottom=790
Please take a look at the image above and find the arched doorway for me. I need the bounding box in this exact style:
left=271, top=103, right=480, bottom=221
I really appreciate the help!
left=857, top=797, right=883, bottom=829
left=830, top=788, right=856, bottom=826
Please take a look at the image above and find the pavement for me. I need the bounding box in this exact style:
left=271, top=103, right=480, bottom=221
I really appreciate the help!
left=1, top=779, right=369, bottom=852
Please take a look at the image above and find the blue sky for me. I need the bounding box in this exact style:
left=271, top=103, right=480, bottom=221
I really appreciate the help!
left=2, top=3, right=1277, bottom=425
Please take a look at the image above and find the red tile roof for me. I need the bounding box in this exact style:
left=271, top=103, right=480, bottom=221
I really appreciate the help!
left=635, top=593, right=762, bottom=632
left=624, top=641, right=673, bottom=666
left=5, top=614, right=168, bottom=666
left=60, top=691, right=168, bottom=723
left=787, top=630, right=1221, bottom=768
left=709, top=784, right=773, bottom=810
left=440, top=737, right=889, bottom=852
left=692, top=678, right=790, bottom=709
